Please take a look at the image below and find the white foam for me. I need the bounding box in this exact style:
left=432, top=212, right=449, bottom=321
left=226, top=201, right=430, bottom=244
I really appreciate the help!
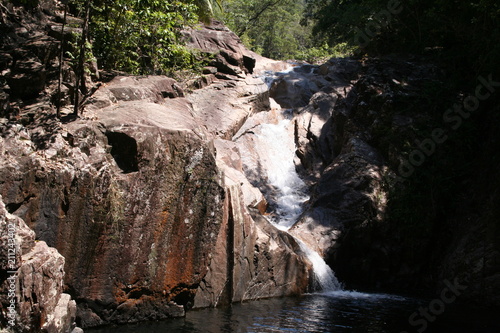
left=252, top=116, right=341, bottom=292
left=297, top=239, right=342, bottom=292
left=254, top=119, right=309, bottom=229
left=321, top=290, right=408, bottom=301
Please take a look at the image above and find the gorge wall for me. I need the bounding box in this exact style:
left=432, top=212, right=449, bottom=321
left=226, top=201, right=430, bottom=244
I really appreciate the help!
left=270, top=57, right=500, bottom=306
left=1, top=2, right=310, bottom=330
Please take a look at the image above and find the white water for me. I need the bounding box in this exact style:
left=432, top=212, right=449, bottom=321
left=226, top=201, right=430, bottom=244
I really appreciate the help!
left=250, top=112, right=341, bottom=292
left=297, top=239, right=342, bottom=291
left=254, top=119, right=309, bottom=230
left=261, top=66, right=295, bottom=88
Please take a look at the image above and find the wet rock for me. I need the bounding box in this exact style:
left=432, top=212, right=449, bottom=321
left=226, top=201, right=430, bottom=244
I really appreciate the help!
left=285, top=56, right=500, bottom=299
left=194, top=171, right=310, bottom=308
left=287, top=58, right=409, bottom=278
left=294, top=91, right=338, bottom=178
left=269, top=66, right=330, bottom=109
left=193, top=106, right=315, bottom=308
left=213, top=139, right=267, bottom=213
left=290, top=137, right=387, bottom=256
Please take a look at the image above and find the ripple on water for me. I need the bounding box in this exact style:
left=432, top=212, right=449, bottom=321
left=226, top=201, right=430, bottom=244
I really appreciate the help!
left=87, top=291, right=500, bottom=333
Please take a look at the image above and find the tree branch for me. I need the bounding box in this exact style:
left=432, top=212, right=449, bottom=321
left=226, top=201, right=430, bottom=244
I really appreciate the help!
left=237, top=0, right=283, bottom=36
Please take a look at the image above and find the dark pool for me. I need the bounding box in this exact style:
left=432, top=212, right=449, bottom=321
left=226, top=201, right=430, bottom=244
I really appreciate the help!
left=87, top=290, right=500, bottom=333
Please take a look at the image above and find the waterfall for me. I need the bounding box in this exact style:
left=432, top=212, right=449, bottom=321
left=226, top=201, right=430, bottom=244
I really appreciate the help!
left=296, top=240, right=342, bottom=291
left=254, top=119, right=309, bottom=230
left=248, top=112, right=341, bottom=292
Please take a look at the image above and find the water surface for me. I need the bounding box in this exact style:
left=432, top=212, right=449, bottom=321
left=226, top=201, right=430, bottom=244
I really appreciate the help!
left=88, top=291, right=500, bottom=333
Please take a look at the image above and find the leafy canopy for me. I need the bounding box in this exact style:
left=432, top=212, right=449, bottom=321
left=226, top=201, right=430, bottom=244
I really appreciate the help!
left=302, top=0, right=500, bottom=77
left=67, top=0, right=222, bottom=74
left=219, top=0, right=353, bottom=62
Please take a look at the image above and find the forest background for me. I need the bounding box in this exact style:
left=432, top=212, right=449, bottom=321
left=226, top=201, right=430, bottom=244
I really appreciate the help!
left=29, top=0, right=497, bottom=83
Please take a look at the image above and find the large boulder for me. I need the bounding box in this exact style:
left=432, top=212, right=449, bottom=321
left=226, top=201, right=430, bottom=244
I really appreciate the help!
left=183, top=20, right=257, bottom=75
left=0, top=196, right=77, bottom=332
left=288, top=57, right=439, bottom=286
left=187, top=75, right=270, bottom=139
left=0, top=73, right=226, bottom=327
left=283, top=55, right=500, bottom=308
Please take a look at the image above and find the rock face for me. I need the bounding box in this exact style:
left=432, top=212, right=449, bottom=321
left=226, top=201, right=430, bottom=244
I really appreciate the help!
left=269, top=56, right=500, bottom=307
left=0, top=196, right=77, bottom=332
left=1, top=72, right=229, bottom=327
left=0, top=6, right=311, bottom=329
left=0, top=70, right=310, bottom=328
left=193, top=138, right=310, bottom=308
left=186, top=75, right=270, bottom=140
left=183, top=20, right=257, bottom=75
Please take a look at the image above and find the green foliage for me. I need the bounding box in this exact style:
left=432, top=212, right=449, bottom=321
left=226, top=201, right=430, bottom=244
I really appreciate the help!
left=302, top=0, right=385, bottom=47
left=217, top=0, right=357, bottom=62
left=220, top=0, right=319, bottom=60
left=65, top=0, right=220, bottom=75
left=88, top=0, right=199, bottom=74
left=193, top=0, right=223, bottom=23
left=303, top=0, right=500, bottom=78
left=295, top=42, right=355, bottom=64
left=65, top=32, right=96, bottom=74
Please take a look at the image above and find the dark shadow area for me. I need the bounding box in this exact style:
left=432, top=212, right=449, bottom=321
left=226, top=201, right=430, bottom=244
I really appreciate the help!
left=105, top=132, right=139, bottom=173
left=60, top=113, right=79, bottom=123
left=243, top=55, right=255, bottom=74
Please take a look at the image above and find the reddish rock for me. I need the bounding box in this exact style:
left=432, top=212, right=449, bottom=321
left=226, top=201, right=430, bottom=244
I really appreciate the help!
left=0, top=51, right=311, bottom=328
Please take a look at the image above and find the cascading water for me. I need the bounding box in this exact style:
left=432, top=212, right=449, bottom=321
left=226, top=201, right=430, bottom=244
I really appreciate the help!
left=246, top=103, right=341, bottom=292
left=254, top=118, right=308, bottom=230
left=296, top=239, right=342, bottom=291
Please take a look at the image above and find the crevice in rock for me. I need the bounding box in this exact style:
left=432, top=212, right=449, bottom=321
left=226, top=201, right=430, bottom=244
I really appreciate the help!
left=31, top=292, right=38, bottom=304
left=226, top=188, right=235, bottom=303
left=6, top=194, right=35, bottom=213
left=105, top=132, right=139, bottom=173
left=61, top=188, right=70, bottom=214
left=5, top=202, right=23, bottom=214
left=173, top=289, right=193, bottom=307
left=170, top=284, right=197, bottom=309
left=127, top=288, right=153, bottom=299
left=243, top=55, right=255, bottom=74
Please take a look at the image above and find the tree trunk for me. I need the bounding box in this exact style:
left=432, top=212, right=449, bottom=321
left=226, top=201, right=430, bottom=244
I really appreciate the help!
left=73, top=0, right=91, bottom=116
left=56, top=2, right=68, bottom=118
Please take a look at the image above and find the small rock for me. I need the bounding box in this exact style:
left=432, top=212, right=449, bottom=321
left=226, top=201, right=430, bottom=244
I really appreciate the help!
left=202, top=66, right=217, bottom=74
